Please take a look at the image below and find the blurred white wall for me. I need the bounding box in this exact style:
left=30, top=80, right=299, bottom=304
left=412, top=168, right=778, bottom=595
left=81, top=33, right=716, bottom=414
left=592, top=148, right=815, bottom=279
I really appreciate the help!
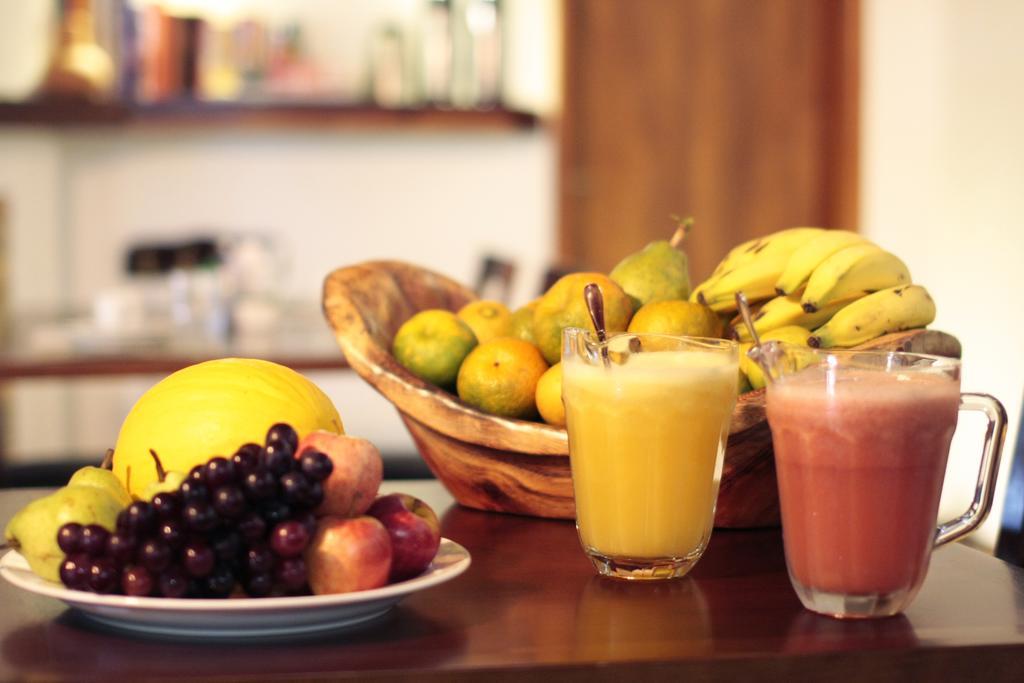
left=861, top=0, right=1024, bottom=551
left=0, top=131, right=64, bottom=311
left=61, top=129, right=555, bottom=310
left=0, top=127, right=556, bottom=461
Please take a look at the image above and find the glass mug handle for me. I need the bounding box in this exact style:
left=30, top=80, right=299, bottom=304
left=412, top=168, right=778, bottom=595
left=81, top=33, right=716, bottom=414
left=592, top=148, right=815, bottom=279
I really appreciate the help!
left=935, top=393, right=1009, bottom=547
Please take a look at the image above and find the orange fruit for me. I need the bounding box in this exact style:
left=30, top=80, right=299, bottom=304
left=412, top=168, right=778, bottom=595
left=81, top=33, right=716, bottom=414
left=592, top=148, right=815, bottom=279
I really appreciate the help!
left=535, top=363, right=565, bottom=427
left=457, top=300, right=512, bottom=344
left=457, top=338, right=549, bottom=419
left=627, top=300, right=722, bottom=338
left=392, top=310, right=478, bottom=389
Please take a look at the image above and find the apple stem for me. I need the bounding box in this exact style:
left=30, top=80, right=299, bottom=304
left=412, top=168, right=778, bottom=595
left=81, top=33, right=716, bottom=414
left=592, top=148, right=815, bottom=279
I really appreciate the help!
left=100, top=448, right=114, bottom=470
left=669, top=215, right=694, bottom=249
left=148, top=449, right=167, bottom=482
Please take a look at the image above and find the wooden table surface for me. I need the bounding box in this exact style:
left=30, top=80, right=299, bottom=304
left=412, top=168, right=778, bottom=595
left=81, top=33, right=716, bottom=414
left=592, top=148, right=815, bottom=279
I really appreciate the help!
left=2, top=481, right=1024, bottom=682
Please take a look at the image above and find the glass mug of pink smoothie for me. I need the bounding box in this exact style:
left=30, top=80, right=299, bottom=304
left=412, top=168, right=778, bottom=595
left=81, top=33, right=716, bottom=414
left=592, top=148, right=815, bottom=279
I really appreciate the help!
left=752, top=342, right=1007, bottom=619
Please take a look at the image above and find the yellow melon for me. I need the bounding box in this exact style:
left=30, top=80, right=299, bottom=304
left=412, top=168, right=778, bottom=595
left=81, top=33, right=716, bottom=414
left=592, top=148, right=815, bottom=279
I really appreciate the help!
left=112, top=358, right=343, bottom=496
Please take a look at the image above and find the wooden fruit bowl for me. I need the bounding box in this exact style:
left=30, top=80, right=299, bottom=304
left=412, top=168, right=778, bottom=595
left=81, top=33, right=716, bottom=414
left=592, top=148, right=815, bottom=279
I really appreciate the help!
left=322, top=261, right=961, bottom=528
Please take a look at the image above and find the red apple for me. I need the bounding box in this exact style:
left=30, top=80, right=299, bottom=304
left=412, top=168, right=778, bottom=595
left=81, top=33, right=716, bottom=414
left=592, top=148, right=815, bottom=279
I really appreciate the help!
left=296, top=431, right=383, bottom=517
left=304, top=515, right=392, bottom=595
left=367, top=493, right=442, bottom=582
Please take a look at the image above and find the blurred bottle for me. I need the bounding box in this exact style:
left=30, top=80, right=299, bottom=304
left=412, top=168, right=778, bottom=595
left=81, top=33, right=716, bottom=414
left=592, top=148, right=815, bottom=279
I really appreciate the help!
left=369, top=23, right=412, bottom=108
left=471, top=0, right=502, bottom=105
left=199, top=24, right=243, bottom=101
left=266, top=23, right=320, bottom=99
left=39, top=0, right=116, bottom=101
left=449, top=0, right=501, bottom=108
left=234, top=18, right=269, bottom=99
left=219, top=234, right=285, bottom=341
left=172, top=239, right=230, bottom=343
left=422, top=0, right=453, bottom=105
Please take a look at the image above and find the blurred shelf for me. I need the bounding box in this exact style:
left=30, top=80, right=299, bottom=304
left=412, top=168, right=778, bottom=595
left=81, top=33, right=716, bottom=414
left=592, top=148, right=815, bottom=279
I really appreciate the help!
left=0, top=101, right=539, bottom=132
left=0, top=311, right=350, bottom=380
left=0, top=352, right=348, bottom=380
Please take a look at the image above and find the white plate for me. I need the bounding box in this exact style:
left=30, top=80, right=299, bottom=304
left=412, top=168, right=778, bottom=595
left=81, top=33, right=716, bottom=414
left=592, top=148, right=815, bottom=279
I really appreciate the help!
left=0, top=538, right=470, bottom=639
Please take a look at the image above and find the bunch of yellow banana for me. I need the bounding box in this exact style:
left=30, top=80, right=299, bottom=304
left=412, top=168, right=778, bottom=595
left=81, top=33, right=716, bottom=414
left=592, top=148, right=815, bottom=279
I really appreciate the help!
left=690, top=227, right=826, bottom=310
left=692, top=228, right=935, bottom=349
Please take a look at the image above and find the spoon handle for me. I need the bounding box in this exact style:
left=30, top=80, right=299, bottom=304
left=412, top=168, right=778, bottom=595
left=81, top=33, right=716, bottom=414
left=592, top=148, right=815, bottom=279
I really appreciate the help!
left=584, top=283, right=608, bottom=343
left=735, top=291, right=762, bottom=347
left=584, top=283, right=611, bottom=367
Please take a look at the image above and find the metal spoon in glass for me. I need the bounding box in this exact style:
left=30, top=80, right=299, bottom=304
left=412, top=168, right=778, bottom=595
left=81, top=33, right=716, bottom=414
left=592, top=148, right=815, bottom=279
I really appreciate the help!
left=584, top=283, right=611, bottom=367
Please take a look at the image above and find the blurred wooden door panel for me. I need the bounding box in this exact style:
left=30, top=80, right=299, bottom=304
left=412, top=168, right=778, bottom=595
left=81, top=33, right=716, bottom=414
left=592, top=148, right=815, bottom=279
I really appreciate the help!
left=560, top=0, right=858, bottom=280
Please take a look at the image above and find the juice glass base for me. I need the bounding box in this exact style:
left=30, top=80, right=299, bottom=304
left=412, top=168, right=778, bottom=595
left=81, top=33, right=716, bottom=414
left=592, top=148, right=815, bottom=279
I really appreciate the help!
left=586, top=548, right=704, bottom=581
left=790, top=576, right=917, bottom=619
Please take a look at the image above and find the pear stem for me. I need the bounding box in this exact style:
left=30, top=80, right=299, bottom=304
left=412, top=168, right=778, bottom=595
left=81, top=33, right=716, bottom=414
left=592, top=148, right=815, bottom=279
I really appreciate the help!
left=584, top=283, right=611, bottom=368
left=148, top=449, right=167, bottom=482
left=100, top=448, right=114, bottom=470
left=669, top=216, right=694, bottom=249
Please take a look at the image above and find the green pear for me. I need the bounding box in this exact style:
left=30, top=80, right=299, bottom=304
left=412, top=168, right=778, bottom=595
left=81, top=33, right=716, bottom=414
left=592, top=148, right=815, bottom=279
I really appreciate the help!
left=532, top=273, right=634, bottom=365
left=610, top=219, right=694, bottom=310
left=142, top=472, right=185, bottom=501
left=610, top=239, right=692, bottom=310
left=67, top=466, right=132, bottom=507
left=140, top=449, right=185, bottom=501
left=4, top=485, right=123, bottom=582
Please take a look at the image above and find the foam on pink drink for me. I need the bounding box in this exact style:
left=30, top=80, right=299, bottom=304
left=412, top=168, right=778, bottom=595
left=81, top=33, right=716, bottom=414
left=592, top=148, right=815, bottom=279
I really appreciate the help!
left=766, top=367, right=960, bottom=598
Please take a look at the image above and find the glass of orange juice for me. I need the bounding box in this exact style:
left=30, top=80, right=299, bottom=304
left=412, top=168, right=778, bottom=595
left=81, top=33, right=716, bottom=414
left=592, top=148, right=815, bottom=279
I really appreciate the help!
left=562, top=329, right=739, bottom=580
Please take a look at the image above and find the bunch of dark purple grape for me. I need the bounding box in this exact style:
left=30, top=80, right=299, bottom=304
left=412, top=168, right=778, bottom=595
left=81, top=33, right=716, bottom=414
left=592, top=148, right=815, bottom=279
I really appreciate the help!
left=56, top=423, right=334, bottom=598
